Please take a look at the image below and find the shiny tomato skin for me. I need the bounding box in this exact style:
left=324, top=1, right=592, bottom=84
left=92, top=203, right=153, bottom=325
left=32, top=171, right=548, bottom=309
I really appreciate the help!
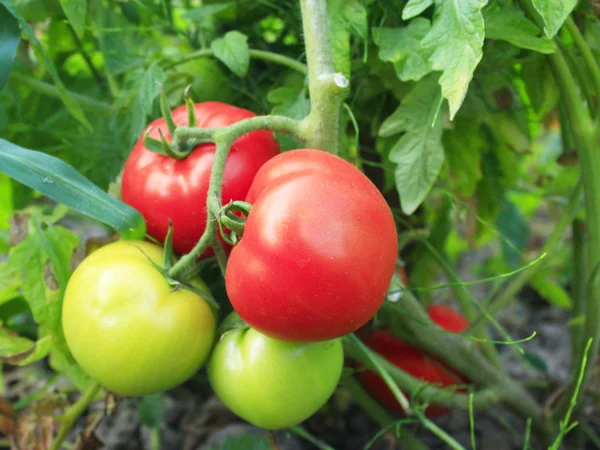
left=225, top=149, right=398, bottom=343
left=358, top=305, right=469, bottom=417
left=62, top=241, right=216, bottom=396
left=121, top=102, right=279, bottom=255
left=208, top=317, right=344, bottom=430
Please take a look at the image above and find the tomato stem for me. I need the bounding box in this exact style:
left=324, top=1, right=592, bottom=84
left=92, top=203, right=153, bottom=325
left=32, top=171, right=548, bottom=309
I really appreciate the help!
left=49, top=382, right=101, bottom=450
left=346, top=333, right=412, bottom=415
left=164, top=48, right=307, bottom=75
left=343, top=337, right=500, bottom=410
left=267, top=431, right=279, bottom=450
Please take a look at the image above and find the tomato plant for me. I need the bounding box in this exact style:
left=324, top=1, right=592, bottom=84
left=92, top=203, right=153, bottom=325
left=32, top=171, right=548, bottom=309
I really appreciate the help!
left=121, top=102, right=280, bottom=255
left=357, top=305, right=469, bottom=417
left=208, top=314, right=344, bottom=430
left=226, top=149, right=398, bottom=342
left=62, top=241, right=216, bottom=396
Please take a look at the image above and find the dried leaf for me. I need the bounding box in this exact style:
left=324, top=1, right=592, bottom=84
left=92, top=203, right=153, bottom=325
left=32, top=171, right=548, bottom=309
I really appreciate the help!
left=0, top=398, right=16, bottom=437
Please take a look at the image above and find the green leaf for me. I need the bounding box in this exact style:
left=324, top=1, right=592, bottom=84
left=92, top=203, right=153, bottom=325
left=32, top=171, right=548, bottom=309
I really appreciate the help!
left=185, top=2, right=233, bottom=21
left=33, top=221, right=79, bottom=290
left=484, top=7, right=555, bottom=54
left=531, top=0, right=577, bottom=38
left=530, top=273, right=573, bottom=309
left=523, top=350, right=549, bottom=373
left=442, top=120, right=484, bottom=197
left=138, top=394, right=165, bottom=427
left=268, top=87, right=310, bottom=119
left=0, top=331, right=53, bottom=366
left=268, top=87, right=310, bottom=151
left=0, top=174, right=12, bottom=229
left=421, top=0, right=486, bottom=119
left=403, top=0, right=434, bottom=20
left=1, top=0, right=90, bottom=128
left=0, top=139, right=146, bottom=239
left=0, top=330, right=34, bottom=358
left=373, top=19, right=433, bottom=82
left=344, top=0, right=368, bottom=41
left=211, top=31, right=249, bottom=77
left=0, top=263, right=20, bottom=305
left=475, top=151, right=504, bottom=231
left=58, top=0, right=87, bottom=38
left=95, top=7, right=145, bottom=75
left=495, top=197, right=529, bottom=268
left=328, top=0, right=351, bottom=77
left=218, top=433, right=271, bottom=450
left=9, top=232, right=48, bottom=323
left=379, top=75, right=444, bottom=215
left=0, top=3, right=19, bottom=90
left=118, top=64, right=166, bottom=148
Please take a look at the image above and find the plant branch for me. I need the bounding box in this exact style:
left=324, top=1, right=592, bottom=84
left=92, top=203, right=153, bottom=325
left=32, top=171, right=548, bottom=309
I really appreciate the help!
left=167, top=136, right=233, bottom=279
left=298, top=0, right=349, bottom=154
left=379, top=297, right=548, bottom=440
left=175, top=115, right=303, bottom=145
left=11, top=73, right=114, bottom=113
left=566, top=17, right=600, bottom=112
left=50, top=382, right=101, bottom=450
left=164, top=48, right=307, bottom=75
left=341, top=377, right=429, bottom=450
left=343, top=337, right=500, bottom=410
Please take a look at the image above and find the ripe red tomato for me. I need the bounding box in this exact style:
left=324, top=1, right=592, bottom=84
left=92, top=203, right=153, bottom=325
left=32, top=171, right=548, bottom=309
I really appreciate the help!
left=225, top=149, right=398, bottom=342
left=357, top=305, right=469, bottom=417
left=121, top=102, right=279, bottom=255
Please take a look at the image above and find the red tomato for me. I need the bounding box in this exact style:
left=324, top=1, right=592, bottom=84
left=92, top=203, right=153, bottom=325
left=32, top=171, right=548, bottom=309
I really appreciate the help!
left=225, top=149, right=398, bottom=342
left=358, top=305, right=469, bottom=417
left=121, top=102, right=280, bottom=255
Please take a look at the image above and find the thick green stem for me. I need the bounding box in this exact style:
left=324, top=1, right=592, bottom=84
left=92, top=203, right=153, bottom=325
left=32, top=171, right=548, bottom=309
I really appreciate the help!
left=566, top=17, right=600, bottom=109
left=518, top=0, right=600, bottom=423
left=298, top=0, right=348, bottom=153
left=571, top=219, right=587, bottom=371
left=379, top=298, right=548, bottom=440
left=547, top=49, right=600, bottom=417
left=49, top=382, right=101, bottom=450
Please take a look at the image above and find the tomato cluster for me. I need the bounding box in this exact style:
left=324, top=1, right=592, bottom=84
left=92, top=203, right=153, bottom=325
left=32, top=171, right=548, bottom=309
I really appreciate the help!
left=357, top=305, right=470, bottom=417
left=63, top=102, right=400, bottom=430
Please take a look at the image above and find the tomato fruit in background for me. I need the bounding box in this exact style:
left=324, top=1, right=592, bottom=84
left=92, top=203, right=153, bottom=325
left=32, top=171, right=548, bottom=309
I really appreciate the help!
left=62, top=241, right=216, bottom=396
left=121, top=102, right=280, bottom=256
left=208, top=314, right=344, bottom=429
left=357, top=305, right=469, bottom=417
left=226, top=149, right=398, bottom=342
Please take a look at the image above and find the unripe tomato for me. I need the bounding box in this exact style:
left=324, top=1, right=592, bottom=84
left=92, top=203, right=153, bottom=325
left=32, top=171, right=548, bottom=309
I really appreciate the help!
left=225, top=149, right=398, bottom=342
left=121, top=102, right=279, bottom=256
left=208, top=314, right=344, bottom=430
left=62, top=241, right=216, bottom=396
left=357, top=305, right=469, bottom=417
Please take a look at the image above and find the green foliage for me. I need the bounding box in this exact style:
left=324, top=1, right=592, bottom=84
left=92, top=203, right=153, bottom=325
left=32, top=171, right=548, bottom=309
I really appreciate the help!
left=216, top=433, right=271, bottom=450
left=0, top=0, right=597, bottom=446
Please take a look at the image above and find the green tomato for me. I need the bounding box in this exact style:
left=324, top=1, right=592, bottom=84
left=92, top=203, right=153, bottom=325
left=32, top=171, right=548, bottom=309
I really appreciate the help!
left=62, top=241, right=216, bottom=396
left=208, top=315, right=344, bottom=430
